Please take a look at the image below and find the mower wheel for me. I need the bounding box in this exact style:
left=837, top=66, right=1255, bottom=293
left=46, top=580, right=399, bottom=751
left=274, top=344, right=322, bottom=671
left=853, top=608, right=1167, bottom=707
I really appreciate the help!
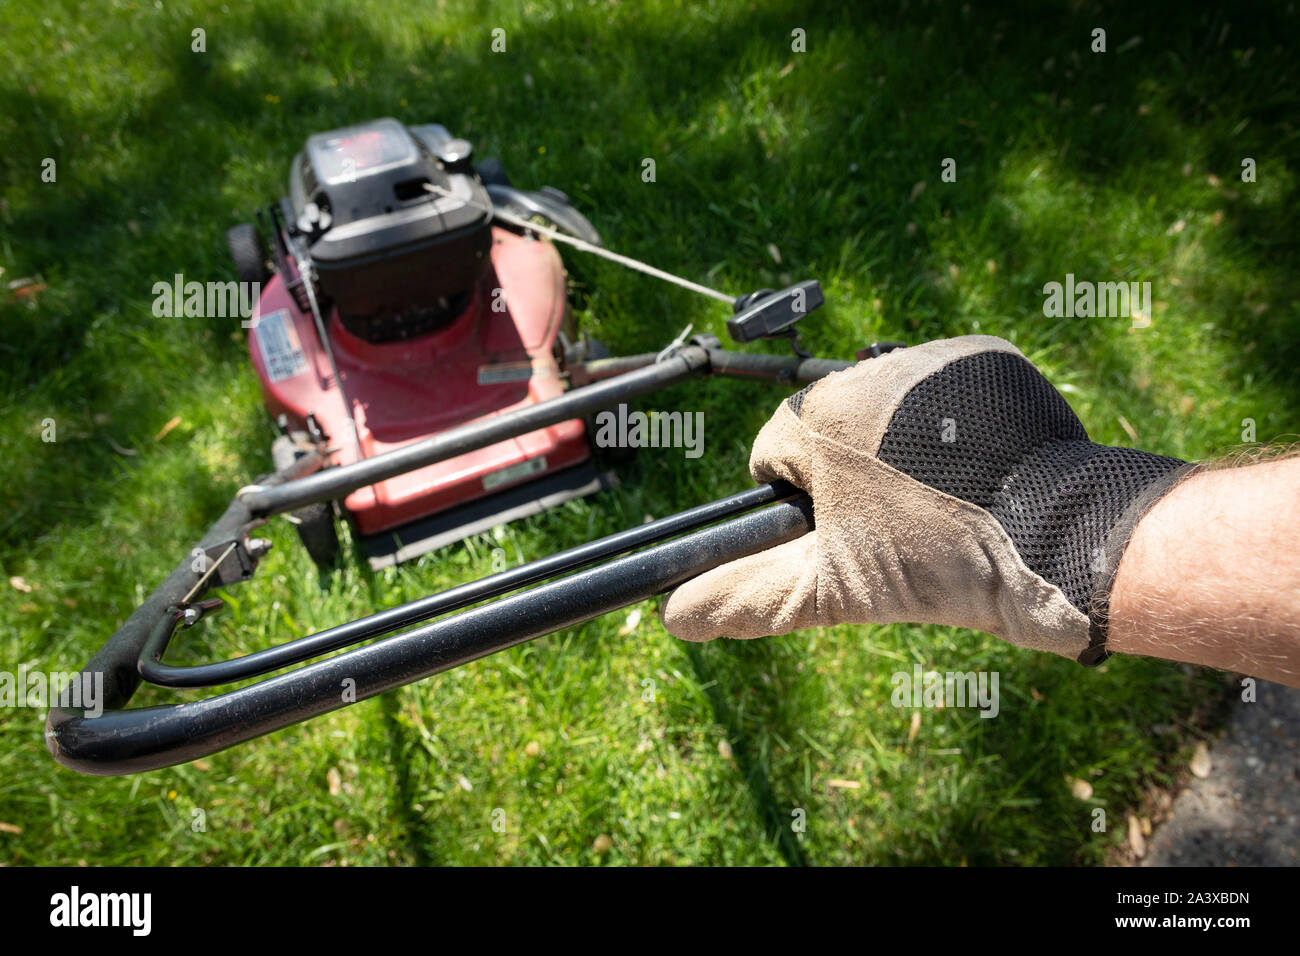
left=227, top=223, right=270, bottom=285
left=292, top=501, right=341, bottom=570
left=272, top=434, right=341, bottom=569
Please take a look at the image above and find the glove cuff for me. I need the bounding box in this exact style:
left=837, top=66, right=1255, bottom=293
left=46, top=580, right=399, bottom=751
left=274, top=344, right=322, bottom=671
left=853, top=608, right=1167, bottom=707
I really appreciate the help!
left=1080, top=461, right=1202, bottom=665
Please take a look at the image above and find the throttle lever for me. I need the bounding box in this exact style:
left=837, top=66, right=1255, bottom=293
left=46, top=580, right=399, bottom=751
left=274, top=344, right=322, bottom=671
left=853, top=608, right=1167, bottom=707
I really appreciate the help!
left=726, top=280, right=824, bottom=347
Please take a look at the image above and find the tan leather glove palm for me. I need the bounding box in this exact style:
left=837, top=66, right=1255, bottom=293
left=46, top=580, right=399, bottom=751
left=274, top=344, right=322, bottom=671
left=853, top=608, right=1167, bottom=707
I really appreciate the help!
left=662, top=335, right=1191, bottom=662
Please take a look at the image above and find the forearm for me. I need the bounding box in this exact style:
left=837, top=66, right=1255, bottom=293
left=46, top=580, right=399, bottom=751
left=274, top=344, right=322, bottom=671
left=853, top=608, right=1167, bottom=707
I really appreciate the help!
left=1107, top=454, right=1300, bottom=687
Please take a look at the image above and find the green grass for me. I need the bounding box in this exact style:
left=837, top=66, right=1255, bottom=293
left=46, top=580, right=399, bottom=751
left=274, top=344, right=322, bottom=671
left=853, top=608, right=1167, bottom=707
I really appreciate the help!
left=1, top=0, right=1295, bottom=865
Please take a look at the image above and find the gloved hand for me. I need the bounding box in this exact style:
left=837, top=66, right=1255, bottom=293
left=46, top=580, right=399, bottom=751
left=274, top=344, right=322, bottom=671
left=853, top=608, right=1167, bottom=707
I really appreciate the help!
left=662, top=335, right=1195, bottom=663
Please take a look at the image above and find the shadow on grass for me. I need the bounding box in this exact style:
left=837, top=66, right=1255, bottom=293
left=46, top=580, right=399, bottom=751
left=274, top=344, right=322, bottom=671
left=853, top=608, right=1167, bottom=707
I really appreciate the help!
left=682, top=639, right=808, bottom=865
left=379, top=692, right=437, bottom=866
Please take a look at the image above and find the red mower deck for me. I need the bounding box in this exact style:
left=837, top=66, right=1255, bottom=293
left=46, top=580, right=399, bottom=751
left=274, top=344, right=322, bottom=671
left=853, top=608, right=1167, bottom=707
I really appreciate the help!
left=249, top=225, right=604, bottom=566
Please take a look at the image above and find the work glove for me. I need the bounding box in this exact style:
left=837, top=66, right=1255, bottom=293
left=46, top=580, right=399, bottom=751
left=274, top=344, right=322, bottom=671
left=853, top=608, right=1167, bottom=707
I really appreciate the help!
left=662, top=335, right=1195, bottom=663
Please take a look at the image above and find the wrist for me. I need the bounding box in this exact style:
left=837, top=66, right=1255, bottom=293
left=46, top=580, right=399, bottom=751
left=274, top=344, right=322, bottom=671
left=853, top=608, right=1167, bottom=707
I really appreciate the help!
left=1106, top=455, right=1300, bottom=683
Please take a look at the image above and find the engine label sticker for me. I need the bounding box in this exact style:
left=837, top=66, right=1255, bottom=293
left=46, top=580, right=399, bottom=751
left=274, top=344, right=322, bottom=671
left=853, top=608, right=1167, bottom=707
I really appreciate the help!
left=256, top=309, right=308, bottom=382
left=482, top=456, right=547, bottom=492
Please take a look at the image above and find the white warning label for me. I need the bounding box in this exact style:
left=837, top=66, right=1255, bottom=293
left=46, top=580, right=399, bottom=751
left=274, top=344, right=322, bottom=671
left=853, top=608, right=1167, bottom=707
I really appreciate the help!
left=256, top=309, right=308, bottom=382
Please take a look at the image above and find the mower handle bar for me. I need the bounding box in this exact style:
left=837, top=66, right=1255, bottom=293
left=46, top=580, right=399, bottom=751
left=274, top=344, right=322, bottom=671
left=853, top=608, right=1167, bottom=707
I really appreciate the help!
left=47, top=494, right=814, bottom=775
left=237, top=344, right=851, bottom=516
left=139, top=480, right=804, bottom=688
left=45, top=345, right=849, bottom=775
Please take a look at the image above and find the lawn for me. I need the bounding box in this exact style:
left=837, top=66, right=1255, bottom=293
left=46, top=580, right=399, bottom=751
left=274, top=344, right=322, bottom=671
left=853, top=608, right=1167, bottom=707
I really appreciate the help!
left=1, top=0, right=1295, bottom=865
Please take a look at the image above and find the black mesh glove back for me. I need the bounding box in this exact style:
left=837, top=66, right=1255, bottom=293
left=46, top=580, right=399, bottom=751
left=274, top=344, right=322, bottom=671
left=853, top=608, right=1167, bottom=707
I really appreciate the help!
left=662, top=335, right=1196, bottom=662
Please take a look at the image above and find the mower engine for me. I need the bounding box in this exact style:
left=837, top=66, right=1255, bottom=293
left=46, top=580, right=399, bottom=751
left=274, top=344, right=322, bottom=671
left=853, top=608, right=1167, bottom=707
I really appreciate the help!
left=228, top=118, right=611, bottom=568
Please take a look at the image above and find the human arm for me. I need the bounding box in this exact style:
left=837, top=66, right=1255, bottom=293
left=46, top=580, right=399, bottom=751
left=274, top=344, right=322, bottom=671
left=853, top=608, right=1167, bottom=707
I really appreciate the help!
left=1106, top=454, right=1300, bottom=686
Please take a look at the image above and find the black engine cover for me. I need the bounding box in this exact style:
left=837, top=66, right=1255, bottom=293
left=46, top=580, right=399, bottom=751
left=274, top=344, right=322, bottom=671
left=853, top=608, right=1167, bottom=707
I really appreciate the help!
left=289, top=118, right=492, bottom=341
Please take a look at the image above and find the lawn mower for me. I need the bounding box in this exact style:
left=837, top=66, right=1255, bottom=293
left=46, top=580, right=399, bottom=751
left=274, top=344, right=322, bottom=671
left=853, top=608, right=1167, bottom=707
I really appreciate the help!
left=46, top=117, right=900, bottom=776
left=228, top=117, right=620, bottom=570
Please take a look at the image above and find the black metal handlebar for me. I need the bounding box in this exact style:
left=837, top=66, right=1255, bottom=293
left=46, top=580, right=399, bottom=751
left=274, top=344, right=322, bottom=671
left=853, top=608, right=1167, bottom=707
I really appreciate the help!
left=139, top=480, right=805, bottom=688
left=48, top=494, right=814, bottom=775
left=238, top=344, right=849, bottom=516
left=45, top=345, right=851, bottom=776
